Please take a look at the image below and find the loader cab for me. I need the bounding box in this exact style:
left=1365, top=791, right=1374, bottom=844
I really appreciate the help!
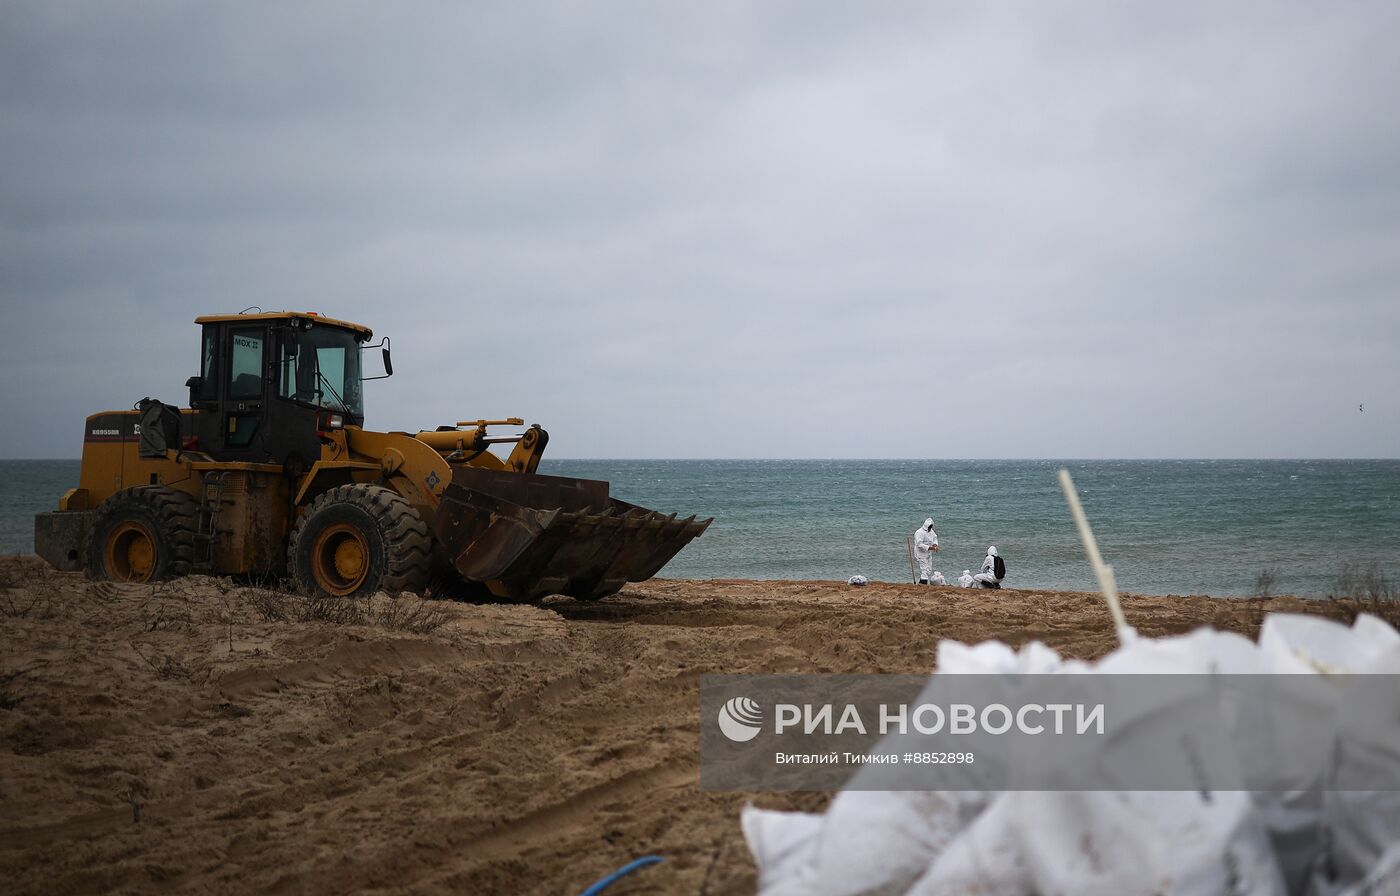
left=188, top=313, right=372, bottom=467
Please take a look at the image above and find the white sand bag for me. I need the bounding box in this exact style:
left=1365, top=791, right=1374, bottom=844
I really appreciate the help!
left=935, top=638, right=1020, bottom=673
left=1099, top=622, right=1358, bottom=893
left=1243, top=617, right=1346, bottom=890
left=1095, top=626, right=1263, bottom=675
left=1052, top=627, right=1299, bottom=890
left=738, top=613, right=1400, bottom=896
left=1349, top=613, right=1400, bottom=658
left=905, top=794, right=1031, bottom=896
left=1257, top=613, right=1391, bottom=675
left=771, top=639, right=1073, bottom=895
left=1316, top=614, right=1400, bottom=892
left=1095, top=620, right=1338, bottom=893
left=1249, top=613, right=1400, bottom=892
left=1335, top=841, right=1400, bottom=896
left=935, top=638, right=1085, bottom=675
left=911, top=791, right=1285, bottom=896
left=798, top=790, right=978, bottom=896
left=1011, top=790, right=1285, bottom=896
left=742, top=806, right=826, bottom=896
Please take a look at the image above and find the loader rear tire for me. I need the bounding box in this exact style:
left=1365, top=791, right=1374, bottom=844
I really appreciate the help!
left=290, top=484, right=431, bottom=598
left=86, top=486, right=197, bottom=583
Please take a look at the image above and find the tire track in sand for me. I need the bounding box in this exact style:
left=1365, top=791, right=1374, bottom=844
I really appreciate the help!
left=404, top=759, right=693, bottom=890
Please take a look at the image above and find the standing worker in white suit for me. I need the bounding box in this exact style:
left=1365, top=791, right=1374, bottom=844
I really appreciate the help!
left=913, top=518, right=940, bottom=584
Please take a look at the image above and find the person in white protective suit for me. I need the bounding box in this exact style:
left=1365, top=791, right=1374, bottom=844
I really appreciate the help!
left=913, top=518, right=940, bottom=584
left=973, top=545, right=1004, bottom=589
left=958, top=570, right=974, bottom=588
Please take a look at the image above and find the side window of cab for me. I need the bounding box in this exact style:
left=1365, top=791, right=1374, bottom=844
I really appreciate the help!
left=227, top=328, right=266, bottom=399
left=193, top=324, right=220, bottom=406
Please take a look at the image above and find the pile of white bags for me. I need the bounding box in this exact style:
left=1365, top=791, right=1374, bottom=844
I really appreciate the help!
left=743, top=612, right=1400, bottom=896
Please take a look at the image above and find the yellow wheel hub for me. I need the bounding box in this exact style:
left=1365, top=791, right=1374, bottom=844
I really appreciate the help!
left=106, top=522, right=156, bottom=582
left=312, top=524, right=371, bottom=596
left=334, top=538, right=365, bottom=579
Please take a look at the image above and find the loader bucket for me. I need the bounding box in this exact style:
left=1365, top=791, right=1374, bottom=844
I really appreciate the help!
left=431, top=465, right=712, bottom=601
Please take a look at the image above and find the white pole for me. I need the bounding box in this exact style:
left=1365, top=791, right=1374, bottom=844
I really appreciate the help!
left=1058, top=468, right=1137, bottom=643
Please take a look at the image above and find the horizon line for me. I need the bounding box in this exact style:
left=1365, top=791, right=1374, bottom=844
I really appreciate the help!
left=4, top=456, right=1397, bottom=463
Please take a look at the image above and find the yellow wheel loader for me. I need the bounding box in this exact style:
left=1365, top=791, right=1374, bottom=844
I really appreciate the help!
left=34, top=312, right=711, bottom=600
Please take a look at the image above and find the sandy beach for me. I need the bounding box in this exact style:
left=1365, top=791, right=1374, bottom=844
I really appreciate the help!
left=0, top=556, right=1353, bottom=895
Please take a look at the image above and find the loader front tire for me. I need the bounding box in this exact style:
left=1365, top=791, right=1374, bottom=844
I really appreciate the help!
left=290, top=484, right=431, bottom=598
left=86, top=486, right=197, bottom=583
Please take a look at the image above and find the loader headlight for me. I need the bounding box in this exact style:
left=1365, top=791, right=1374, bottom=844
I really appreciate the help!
left=318, top=412, right=345, bottom=435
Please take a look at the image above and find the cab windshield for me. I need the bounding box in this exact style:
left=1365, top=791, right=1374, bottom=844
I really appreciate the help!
left=278, top=324, right=365, bottom=418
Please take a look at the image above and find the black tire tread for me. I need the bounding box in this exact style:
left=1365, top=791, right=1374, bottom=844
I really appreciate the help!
left=289, top=484, right=432, bottom=597
left=87, top=485, right=199, bottom=581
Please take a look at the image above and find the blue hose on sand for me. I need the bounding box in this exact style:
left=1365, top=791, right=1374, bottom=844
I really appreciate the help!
left=579, top=855, right=664, bottom=895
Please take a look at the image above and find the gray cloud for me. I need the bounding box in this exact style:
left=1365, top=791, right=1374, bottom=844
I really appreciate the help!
left=3, top=1, right=1398, bottom=458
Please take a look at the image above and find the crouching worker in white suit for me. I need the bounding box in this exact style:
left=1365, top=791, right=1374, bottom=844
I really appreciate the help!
left=973, top=545, right=1005, bottom=589
left=913, top=518, right=940, bottom=584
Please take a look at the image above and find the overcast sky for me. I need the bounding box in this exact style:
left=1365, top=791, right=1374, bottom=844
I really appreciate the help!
left=3, top=1, right=1397, bottom=459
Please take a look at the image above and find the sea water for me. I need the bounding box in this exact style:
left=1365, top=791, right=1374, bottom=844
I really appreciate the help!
left=4, top=458, right=1397, bottom=597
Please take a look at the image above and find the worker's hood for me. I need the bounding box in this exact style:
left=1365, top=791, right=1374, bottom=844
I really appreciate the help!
left=987, top=546, right=998, bottom=557
left=924, top=518, right=935, bottom=528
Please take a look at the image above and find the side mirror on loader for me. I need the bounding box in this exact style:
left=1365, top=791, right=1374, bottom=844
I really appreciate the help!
left=363, top=336, right=393, bottom=380
left=185, top=376, right=205, bottom=407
